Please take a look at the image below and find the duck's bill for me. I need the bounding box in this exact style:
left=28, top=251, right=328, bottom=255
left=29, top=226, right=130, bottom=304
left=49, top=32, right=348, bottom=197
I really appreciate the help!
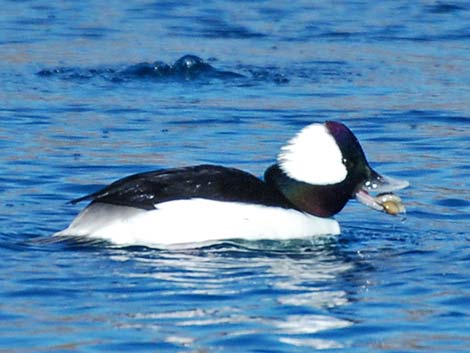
left=355, top=169, right=409, bottom=215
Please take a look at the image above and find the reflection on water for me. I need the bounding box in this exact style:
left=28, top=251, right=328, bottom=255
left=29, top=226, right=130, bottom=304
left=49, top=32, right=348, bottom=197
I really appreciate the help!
left=102, top=240, right=359, bottom=350
left=1, top=237, right=360, bottom=351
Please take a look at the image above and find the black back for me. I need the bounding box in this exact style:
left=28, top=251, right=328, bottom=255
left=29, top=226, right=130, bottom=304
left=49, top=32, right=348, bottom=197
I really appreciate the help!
left=71, top=164, right=295, bottom=210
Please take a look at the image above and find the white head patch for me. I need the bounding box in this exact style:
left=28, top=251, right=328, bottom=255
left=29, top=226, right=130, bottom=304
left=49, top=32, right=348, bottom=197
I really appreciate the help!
left=278, top=123, right=348, bottom=185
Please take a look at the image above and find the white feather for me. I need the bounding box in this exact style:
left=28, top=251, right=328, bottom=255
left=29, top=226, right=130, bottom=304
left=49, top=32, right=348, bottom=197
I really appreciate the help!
left=278, top=123, right=347, bottom=185
left=55, top=199, right=340, bottom=247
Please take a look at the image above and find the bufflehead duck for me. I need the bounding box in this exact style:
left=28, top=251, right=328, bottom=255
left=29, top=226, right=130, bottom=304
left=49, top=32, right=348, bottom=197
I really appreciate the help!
left=55, top=121, right=409, bottom=246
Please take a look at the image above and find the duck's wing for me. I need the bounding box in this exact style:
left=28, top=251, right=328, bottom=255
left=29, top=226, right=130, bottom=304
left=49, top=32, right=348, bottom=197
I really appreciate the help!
left=70, top=164, right=293, bottom=210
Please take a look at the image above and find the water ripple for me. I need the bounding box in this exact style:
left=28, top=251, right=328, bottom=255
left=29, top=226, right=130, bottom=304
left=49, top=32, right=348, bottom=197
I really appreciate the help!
left=2, top=0, right=470, bottom=351
left=37, top=54, right=244, bottom=83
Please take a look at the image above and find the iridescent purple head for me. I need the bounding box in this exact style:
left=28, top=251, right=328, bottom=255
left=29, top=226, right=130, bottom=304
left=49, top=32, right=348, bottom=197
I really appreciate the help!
left=267, top=121, right=409, bottom=217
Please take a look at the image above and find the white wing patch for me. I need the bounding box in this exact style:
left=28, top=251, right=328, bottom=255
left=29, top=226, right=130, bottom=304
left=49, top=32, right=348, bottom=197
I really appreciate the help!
left=278, top=123, right=347, bottom=185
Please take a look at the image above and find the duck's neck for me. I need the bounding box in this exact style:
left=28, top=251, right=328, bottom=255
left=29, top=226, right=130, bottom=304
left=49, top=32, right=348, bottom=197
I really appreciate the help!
left=264, top=164, right=351, bottom=218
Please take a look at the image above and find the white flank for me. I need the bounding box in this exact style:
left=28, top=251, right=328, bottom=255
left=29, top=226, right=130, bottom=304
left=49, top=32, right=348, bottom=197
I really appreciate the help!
left=278, top=123, right=347, bottom=185
left=55, top=199, right=340, bottom=247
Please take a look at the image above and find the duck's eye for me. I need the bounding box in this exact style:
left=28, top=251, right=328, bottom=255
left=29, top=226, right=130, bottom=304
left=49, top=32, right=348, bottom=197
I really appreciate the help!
left=342, top=158, right=354, bottom=169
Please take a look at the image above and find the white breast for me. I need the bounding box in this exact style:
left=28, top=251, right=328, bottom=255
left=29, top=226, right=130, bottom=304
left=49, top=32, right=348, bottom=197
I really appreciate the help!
left=55, top=199, right=340, bottom=247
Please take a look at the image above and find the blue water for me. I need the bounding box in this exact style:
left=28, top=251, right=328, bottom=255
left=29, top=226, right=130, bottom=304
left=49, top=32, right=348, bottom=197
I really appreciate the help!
left=1, top=0, right=470, bottom=352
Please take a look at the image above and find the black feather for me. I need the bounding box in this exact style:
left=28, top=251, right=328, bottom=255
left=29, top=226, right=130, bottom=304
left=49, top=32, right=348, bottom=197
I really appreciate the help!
left=70, top=164, right=295, bottom=210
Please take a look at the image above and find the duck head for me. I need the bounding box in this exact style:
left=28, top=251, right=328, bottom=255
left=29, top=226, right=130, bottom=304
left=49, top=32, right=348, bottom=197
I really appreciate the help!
left=264, top=121, right=409, bottom=218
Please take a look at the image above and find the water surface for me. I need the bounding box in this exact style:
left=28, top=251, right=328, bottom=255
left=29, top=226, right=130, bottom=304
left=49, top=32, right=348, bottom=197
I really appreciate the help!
left=1, top=1, right=469, bottom=352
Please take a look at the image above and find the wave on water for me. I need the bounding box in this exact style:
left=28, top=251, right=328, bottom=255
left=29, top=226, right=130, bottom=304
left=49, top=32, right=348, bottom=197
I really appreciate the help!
left=30, top=233, right=341, bottom=256
left=37, top=54, right=244, bottom=82
left=36, top=54, right=293, bottom=84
